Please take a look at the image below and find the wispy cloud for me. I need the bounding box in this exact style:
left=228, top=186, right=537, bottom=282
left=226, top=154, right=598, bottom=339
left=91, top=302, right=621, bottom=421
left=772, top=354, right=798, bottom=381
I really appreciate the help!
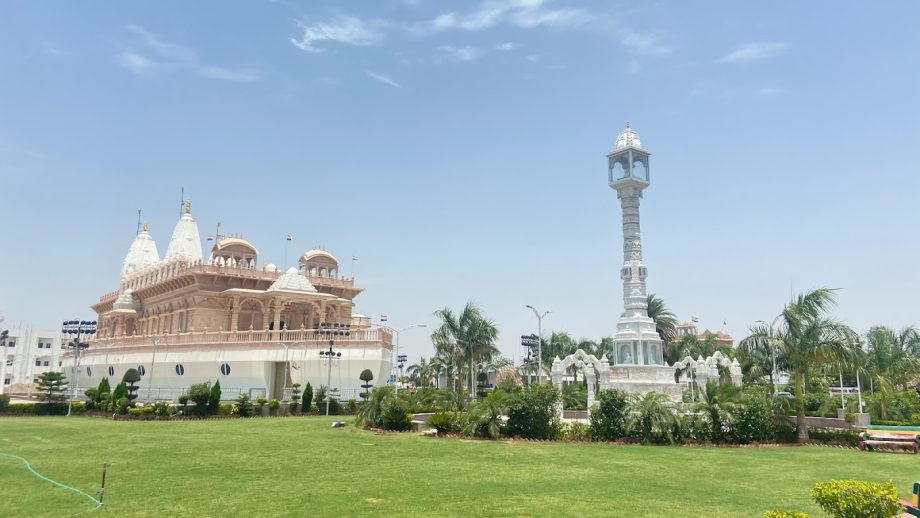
left=756, top=87, right=786, bottom=96
left=365, top=69, right=402, bottom=88
left=525, top=54, right=540, bottom=63
left=290, top=16, right=383, bottom=53
left=118, top=25, right=260, bottom=82
left=618, top=29, right=671, bottom=56
left=198, top=66, right=261, bottom=83
left=438, top=45, right=480, bottom=61
left=126, top=24, right=195, bottom=64
left=717, top=42, right=788, bottom=64
left=117, top=51, right=159, bottom=75
left=495, top=42, right=517, bottom=51
left=428, top=0, right=593, bottom=32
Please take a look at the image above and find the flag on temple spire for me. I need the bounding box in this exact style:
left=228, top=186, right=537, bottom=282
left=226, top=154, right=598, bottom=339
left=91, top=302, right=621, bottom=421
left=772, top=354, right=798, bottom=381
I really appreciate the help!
left=286, top=234, right=293, bottom=241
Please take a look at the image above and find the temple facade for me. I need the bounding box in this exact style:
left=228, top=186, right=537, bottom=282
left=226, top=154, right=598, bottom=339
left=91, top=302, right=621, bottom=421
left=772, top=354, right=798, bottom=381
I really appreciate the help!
left=62, top=201, right=393, bottom=402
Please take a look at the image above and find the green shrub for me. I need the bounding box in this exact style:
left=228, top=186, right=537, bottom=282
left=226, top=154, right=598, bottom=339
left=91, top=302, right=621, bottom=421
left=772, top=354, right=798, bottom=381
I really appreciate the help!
left=505, top=383, right=561, bottom=440
left=122, top=368, right=141, bottom=406
left=764, top=511, right=810, bottom=518
left=218, top=403, right=233, bottom=416
left=732, top=393, right=775, bottom=443
left=187, top=382, right=212, bottom=416
left=256, top=396, right=267, bottom=414
left=355, top=386, right=394, bottom=428
left=0, top=393, right=9, bottom=412
left=115, top=397, right=130, bottom=415
left=428, top=411, right=459, bottom=434
left=811, top=480, right=902, bottom=518
left=562, top=421, right=591, bottom=441
left=289, top=383, right=301, bottom=413
left=36, top=402, right=68, bottom=416
left=233, top=393, right=255, bottom=417
left=127, top=407, right=142, bottom=416
left=302, top=383, right=313, bottom=413
left=141, top=405, right=155, bottom=415
left=807, top=428, right=860, bottom=447
left=346, top=398, right=357, bottom=415
left=178, top=394, right=190, bottom=414
left=460, top=399, right=502, bottom=439
left=152, top=401, right=173, bottom=417
left=268, top=399, right=280, bottom=415
left=72, top=402, right=86, bottom=413
left=6, top=403, right=37, bottom=414
left=381, top=398, right=412, bottom=431
left=209, top=381, right=222, bottom=414
left=590, top=389, right=629, bottom=441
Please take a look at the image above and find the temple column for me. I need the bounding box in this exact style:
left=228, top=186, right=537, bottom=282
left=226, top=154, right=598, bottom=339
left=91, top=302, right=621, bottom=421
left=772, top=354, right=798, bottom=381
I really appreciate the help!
left=229, top=297, right=240, bottom=332
left=272, top=299, right=282, bottom=339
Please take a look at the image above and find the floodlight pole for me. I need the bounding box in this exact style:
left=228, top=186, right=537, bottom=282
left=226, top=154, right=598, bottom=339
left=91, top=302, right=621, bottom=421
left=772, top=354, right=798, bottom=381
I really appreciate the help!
left=146, top=338, right=160, bottom=402
left=525, top=306, right=550, bottom=384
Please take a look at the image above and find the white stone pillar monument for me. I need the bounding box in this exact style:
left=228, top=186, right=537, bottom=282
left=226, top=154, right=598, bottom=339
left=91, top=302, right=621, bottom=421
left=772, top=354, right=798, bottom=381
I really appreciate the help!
left=607, top=124, right=665, bottom=367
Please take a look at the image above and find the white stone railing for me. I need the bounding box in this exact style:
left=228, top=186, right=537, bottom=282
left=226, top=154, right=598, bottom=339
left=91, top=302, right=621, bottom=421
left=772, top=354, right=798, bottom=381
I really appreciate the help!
left=86, top=327, right=392, bottom=350
left=104, top=262, right=356, bottom=301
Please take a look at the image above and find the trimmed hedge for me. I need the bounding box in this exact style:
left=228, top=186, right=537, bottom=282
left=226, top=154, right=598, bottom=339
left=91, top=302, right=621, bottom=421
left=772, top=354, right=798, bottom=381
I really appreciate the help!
left=811, top=480, right=902, bottom=518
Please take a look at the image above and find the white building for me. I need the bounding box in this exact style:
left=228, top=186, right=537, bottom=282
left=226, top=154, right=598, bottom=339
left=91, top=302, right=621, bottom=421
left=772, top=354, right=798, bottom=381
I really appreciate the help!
left=0, top=328, right=66, bottom=395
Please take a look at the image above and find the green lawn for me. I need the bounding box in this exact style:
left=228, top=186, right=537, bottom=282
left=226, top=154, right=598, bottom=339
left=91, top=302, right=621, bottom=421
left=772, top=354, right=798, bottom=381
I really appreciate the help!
left=0, top=417, right=915, bottom=517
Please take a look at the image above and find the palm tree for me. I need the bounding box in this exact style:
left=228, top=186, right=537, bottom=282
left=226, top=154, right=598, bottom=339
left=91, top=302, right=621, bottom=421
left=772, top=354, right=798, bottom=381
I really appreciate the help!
left=743, top=288, right=855, bottom=442
left=647, top=294, right=678, bottom=359
left=432, top=302, right=499, bottom=396
left=406, top=357, right=431, bottom=387
left=695, top=382, right=742, bottom=442
left=738, top=321, right=781, bottom=391
left=626, top=391, right=679, bottom=444
left=864, top=325, right=920, bottom=419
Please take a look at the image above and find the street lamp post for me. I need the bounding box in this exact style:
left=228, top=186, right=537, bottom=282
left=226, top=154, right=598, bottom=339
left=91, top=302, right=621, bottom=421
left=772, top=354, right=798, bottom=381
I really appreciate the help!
left=62, top=320, right=96, bottom=416
left=318, top=322, right=350, bottom=416
left=393, top=324, right=426, bottom=397
left=525, top=305, right=551, bottom=384
left=146, top=338, right=160, bottom=402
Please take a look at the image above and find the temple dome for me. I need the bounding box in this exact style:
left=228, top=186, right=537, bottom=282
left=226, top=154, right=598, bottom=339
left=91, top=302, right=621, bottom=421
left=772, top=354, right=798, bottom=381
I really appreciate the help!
left=615, top=123, right=642, bottom=150
left=122, top=226, right=160, bottom=278
left=165, top=201, right=203, bottom=263
left=268, top=267, right=317, bottom=293
left=302, top=249, right=339, bottom=265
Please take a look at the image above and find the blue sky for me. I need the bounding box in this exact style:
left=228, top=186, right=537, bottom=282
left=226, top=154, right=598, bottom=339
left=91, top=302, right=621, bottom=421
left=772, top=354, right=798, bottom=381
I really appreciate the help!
left=1, top=0, right=918, bottom=362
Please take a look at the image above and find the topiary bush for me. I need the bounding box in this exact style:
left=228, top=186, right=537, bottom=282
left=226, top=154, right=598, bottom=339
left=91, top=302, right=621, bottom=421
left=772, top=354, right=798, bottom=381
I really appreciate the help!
left=590, top=389, right=629, bottom=441
left=187, top=382, right=212, bottom=416
left=505, top=383, right=561, bottom=440
left=810, top=480, right=902, bottom=518
left=381, top=398, right=412, bottom=431
left=302, top=383, right=313, bottom=413
left=127, top=407, right=142, bottom=416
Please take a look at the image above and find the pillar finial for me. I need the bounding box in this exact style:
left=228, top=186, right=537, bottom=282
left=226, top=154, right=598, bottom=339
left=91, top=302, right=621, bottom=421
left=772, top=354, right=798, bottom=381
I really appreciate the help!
left=184, top=199, right=192, bottom=214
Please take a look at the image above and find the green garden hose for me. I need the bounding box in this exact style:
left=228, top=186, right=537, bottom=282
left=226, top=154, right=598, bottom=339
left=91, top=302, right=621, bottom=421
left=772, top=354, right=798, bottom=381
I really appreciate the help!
left=0, top=452, right=103, bottom=515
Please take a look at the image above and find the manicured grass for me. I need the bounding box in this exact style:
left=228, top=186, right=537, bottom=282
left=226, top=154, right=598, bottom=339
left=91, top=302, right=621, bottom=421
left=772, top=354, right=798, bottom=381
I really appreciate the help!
left=0, top=417, right=915, bottom=517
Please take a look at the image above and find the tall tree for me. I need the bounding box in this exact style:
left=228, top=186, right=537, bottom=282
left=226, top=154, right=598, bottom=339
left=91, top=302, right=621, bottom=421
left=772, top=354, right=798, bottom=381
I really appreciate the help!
left=647, top=294, right=678, bottom=358
left=432, top=302, right=499, bottom=396
left=742, top=288, right=855, bottom=442
left=864, top=325, right=920, bottom=419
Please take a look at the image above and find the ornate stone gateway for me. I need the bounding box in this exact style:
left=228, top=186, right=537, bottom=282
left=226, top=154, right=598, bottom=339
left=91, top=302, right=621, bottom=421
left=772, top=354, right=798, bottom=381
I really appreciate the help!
left=551, top=349, right=609, bottom=409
